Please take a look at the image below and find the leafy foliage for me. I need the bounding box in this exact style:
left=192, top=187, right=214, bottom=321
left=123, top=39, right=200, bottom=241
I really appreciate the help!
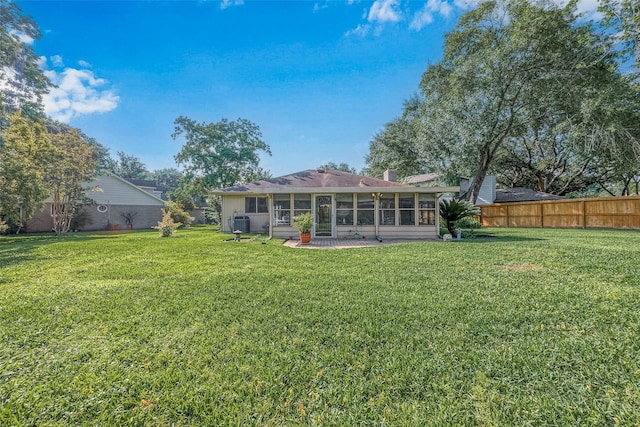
left=153, top=208, right=182, bottom=237
left=172, top=116, right=271, bottom=196
left=165, top=200, right=194, bottom=228
left=0, top=112, right=51, bottom=230
left=112, top=151, right=149, bottom=179
left=45, top=128, right=97, bottom=236
left=439, top=198, right=480, bottom=235
left=0, top=0, right=50, bottom=127
left=318, top=162, right=357, bottom=174
left=293, top=212, right=313, bottom=234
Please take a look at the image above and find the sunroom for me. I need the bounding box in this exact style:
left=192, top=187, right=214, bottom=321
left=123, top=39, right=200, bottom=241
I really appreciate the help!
left=213, top=169, right=459, bottom=240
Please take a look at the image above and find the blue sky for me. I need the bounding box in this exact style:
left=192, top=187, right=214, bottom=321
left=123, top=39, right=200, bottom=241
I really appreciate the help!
left=18, top=0, right=598, bottom=178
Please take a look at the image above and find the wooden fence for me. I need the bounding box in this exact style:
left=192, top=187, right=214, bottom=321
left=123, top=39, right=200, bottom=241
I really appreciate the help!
left=480, top=196, right=640, bottom=229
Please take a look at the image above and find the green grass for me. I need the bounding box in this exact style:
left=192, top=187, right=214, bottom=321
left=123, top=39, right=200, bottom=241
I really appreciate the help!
left=1, top=226, right=639, bottom=425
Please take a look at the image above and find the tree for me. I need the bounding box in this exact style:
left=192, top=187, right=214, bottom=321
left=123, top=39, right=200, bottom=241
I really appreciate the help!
left=172, top=116, right=271, bottom=197
left=599, top=0, right=639, bottom=76
left=319, top=162, right=357, bottom=174
left=113, top=151, right=149, bottom=179
left=44, top=119, right=114, bottom=176
left=412, top=0, right=639, bottom=202
left=44, top=128, right=96, bottom=236
left=150, top=167, right=183, bottom=194
left=0, top=0, right=50, bottom=128
left=363, top=96, right=426, bottom=180
left=0, top=112, right=51, bottom=231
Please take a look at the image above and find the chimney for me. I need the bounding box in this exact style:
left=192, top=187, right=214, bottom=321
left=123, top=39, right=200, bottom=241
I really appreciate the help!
left=383, top=169, right=397, bottom=182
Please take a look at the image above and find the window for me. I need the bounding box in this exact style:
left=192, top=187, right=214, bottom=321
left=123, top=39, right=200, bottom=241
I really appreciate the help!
left=336, top=194, right=354, bottom=226
left=399, top=194, right=416, bottom=225
left=419, top=194, right=436, bottom=225
left=356, top=194, right=374, bottom=225
left=273, top=194, right=291, bottom=226
left=379, top=193, right=395, bottom=225
left=293, top=194, right=311, bottom=217
left=245, top=197, right=268, bottom=213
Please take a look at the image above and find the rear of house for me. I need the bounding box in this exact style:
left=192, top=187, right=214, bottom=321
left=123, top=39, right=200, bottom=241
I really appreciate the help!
left=213, top=169, right=459, bottom=240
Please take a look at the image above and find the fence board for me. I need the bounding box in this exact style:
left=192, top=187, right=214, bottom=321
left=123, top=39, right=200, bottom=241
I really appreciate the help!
left=480, top=196, right=640, bottom=230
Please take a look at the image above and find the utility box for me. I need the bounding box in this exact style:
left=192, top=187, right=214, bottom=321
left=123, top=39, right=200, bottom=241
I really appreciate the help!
left=233, top=215, right=250, bottom=233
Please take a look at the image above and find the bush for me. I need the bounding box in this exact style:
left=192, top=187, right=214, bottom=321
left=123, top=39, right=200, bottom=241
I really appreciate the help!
left=166, top=201, right=194, bottom=228
left=153, top=209, right=182, bottom=237
left=439, top=198, right=481, bottom=235
left=456, top=216, right=481, bottom=238
left=0, top=219, right=7, bottom=234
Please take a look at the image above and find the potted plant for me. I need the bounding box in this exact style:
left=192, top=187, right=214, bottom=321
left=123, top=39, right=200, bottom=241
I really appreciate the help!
left=293, top=212, right=313, bottom=244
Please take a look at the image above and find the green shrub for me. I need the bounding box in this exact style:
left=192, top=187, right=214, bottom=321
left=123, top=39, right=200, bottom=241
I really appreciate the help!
left=293, top=212, right=313, bottom=233
left=153, top=209, right=182, bottom=237
left=439, top=198, right=481, bottom=235
left=166, top=201, right=194, bottom=228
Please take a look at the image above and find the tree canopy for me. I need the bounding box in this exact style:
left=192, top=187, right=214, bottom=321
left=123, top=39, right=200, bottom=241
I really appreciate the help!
left=0, top=0, right=49, bottom=127
left=172, top=116, right=271, bottom=199
left=364, top=0, right=640, bottom=201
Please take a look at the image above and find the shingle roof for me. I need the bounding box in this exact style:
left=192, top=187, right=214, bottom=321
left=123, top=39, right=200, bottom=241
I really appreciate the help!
left=219, top=169, right=410, bottom=192
left=403, top=173, right=438, bottom=184
left=494, top=187, right=564, bottom=203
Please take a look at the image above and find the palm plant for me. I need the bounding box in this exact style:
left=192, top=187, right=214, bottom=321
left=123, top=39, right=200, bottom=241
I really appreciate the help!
left=439, top=198, right=481, bottom=236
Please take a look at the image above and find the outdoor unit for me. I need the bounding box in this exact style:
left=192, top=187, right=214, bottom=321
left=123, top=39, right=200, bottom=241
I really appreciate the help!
left=233, top=215, right=250, bottom=233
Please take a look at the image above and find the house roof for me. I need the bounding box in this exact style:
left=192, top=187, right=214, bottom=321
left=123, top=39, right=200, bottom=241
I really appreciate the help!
left=494, top=187, right=564, bottom=203
left=403, top=173, right=438, bottom=185
left=214, top=169, right=459, bottom=195
left=85, top=175, right=166, bottom=206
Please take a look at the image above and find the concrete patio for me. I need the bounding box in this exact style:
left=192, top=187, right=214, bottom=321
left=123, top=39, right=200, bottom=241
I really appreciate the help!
left=282, top=237, right=438, bottom=249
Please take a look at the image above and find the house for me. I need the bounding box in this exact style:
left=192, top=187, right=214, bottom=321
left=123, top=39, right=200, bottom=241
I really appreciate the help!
left=26, top=175, right=166, bottom=232
left=213, top=169, right=459, bottom=240
left=494, top=187, right=564, bottom=203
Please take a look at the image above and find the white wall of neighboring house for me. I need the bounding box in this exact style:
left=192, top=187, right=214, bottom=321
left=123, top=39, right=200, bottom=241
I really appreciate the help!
left=460, top=176, right=496, bottom=205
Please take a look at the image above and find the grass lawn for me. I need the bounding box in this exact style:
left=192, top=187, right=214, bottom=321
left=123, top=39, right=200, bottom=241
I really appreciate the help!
left=1, top=226, right=639, bottom=425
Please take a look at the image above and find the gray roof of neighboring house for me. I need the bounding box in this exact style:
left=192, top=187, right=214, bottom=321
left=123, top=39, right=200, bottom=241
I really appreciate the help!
left=403, top=173, right=438, bottom=185
left=494, top=187, right=564, bottom=203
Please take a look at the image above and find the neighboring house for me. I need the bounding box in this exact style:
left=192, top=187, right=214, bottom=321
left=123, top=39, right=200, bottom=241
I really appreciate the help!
left=124, top=178, right=165, bottom=200
left=460, top=176, right=497, bottom=205
left=403, top=173, right=439, bottom=187
left=213, top=169, right=459, bottom=240
left=26, top=175, right=166, bottom=232
left=494, top=187, right=564, bottom=203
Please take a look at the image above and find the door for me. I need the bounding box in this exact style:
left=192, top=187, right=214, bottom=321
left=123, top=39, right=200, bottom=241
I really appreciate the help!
left=314, top=195, right=333, bottom=237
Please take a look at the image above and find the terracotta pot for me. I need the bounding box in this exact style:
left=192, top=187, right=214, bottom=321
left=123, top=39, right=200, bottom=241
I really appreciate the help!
left=300, top=232, right=311, bottom=244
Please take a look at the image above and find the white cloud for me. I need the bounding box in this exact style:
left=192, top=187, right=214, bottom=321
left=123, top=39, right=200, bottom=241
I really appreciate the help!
left=410, top=0, right=453, bottom=31
left=347, top=0, right=601, bottom=37
left=51, top=55, right=64, bottom=67
left=345, top=24, right=371, bottom=37
left=78, top=60, right=92, bottom=68
left=368, top=0, right=402, bottom=24
left=43, top=67, right=119, bottom=123
left=220, top=0, right=244, bottom=10
left=9, top=30, right=34, bottom=45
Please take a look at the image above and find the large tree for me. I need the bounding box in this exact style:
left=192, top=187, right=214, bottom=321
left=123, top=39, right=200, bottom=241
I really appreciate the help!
left=0, top=0, right=50, bottom=127
left=172, top=116, right=271, bottom=198
left=0, top=112, right=51, bottom=231
left=412, top=0, right=638, bottom=202
left=112, top=151, right=149, bottom=179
